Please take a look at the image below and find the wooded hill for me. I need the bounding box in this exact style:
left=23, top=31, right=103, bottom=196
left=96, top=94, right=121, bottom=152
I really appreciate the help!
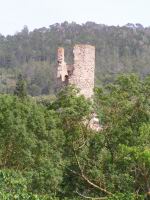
left=0, top=22, right=150, bottom=95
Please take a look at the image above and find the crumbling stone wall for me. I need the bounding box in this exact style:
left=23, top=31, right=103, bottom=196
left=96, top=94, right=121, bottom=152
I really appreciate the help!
left=57, top=47, right=68, bottom=82
left=56, top=44, right=95, bottom=99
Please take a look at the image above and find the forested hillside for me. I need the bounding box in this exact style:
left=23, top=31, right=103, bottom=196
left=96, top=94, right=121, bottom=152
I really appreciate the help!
left=0, top=22, right=150, bottom=95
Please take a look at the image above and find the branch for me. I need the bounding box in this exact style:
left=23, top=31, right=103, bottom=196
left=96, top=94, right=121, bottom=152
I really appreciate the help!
left=81, top=173, right=112, bottom=196
left=75, top=190, right=107, bottom=199
left=72, top=144, right=113, bottom=196
left=74, top=139, right=87, bottom=150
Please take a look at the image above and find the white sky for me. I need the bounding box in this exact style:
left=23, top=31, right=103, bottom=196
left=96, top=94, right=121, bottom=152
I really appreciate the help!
left=0, top=0, right=150, bottom=35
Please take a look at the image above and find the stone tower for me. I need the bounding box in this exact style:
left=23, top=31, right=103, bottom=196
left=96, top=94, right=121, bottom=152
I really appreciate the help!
left=56, top=44, right=95, bottom=98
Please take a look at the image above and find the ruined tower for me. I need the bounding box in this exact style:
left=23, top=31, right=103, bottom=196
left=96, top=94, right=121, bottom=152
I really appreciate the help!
left=56, top=44, right=95, bottom=98
left=56, top=44, right=101, bottom=131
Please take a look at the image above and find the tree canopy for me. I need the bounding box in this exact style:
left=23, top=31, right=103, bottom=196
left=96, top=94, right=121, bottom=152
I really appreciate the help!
left=0, top=74, right=150, bottom=199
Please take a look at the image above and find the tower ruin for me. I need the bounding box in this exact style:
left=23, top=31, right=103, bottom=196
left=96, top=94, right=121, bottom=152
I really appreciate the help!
left=56, top=44, right=101, bottom=131
left=56, top=44, right=95, bottom=99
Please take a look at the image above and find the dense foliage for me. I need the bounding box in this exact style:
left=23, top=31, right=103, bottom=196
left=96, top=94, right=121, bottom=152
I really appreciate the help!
left=0, top=74, right=150, bottom=199
left=0, top=22, right=150, bottom=95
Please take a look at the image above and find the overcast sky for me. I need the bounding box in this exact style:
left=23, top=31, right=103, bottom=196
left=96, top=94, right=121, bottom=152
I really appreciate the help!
left=0, top=0, right=150, bottom=35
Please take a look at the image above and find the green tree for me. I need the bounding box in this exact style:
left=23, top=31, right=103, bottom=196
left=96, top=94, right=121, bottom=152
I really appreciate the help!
left=57, top=75, right=149, bottom=200
left=0, top=76, right=150, bottom=199
left=14, top=74, right=27, bottom=99
left=0, top=94, right=65, bottom=197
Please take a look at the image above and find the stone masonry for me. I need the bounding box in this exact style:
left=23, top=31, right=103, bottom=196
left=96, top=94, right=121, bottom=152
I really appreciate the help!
left=56, top=44, right=101, bottom=131
left=57, top=47, right=68, bottom=82
left=56, top=44, right=95, bottom=98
